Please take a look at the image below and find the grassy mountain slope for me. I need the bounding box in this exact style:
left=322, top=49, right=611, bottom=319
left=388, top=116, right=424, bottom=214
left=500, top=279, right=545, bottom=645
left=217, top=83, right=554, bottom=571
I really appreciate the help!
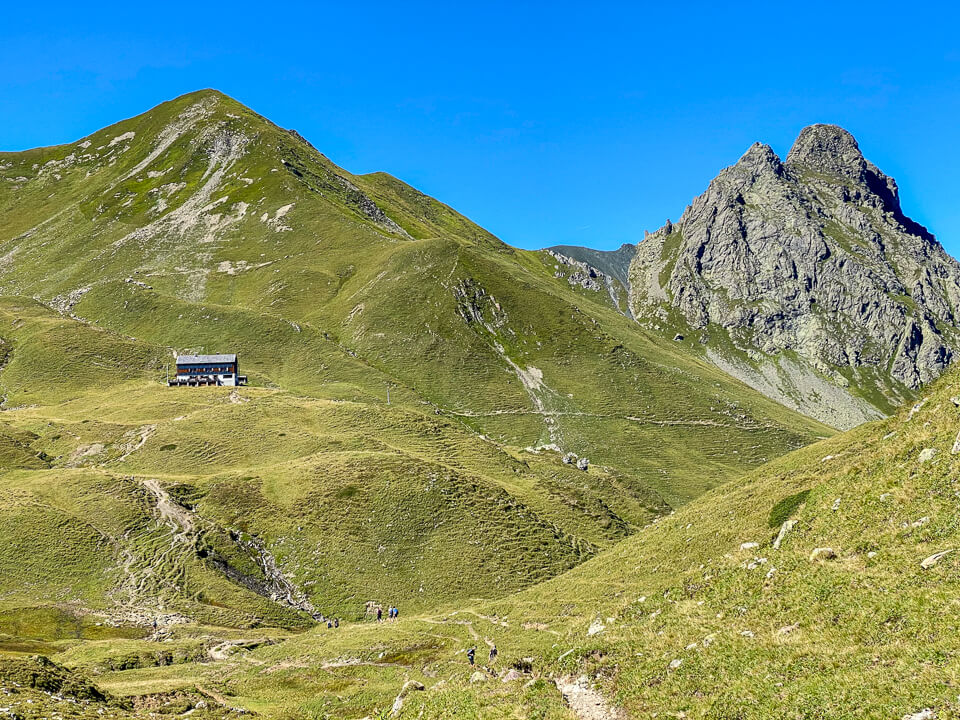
left=47, top=356, right=960, bottom=719
left=0, top=298, right=668, bottom=626
left=0, top=90, right=864, bottom=717
left=0, top=90, right=829, bottom=505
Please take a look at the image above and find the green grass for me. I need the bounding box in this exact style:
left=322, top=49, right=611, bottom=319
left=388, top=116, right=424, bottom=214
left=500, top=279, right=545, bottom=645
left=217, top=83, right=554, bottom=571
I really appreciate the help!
left=76, top=362, right=959, bottom=719
left=0, top=88, right=878, bottom=718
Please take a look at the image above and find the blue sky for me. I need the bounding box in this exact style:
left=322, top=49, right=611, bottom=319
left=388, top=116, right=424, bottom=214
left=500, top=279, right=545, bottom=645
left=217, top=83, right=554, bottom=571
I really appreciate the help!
left=3, top=1, right=960, bottom=253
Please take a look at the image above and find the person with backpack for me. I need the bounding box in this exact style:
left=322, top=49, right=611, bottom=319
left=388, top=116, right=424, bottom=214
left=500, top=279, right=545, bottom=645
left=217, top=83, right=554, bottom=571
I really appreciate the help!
left=376, top=606, right=383, bottom=622
left=467, top=647, right=476, bottom=666
left=489, top=644, right=498, bottom=663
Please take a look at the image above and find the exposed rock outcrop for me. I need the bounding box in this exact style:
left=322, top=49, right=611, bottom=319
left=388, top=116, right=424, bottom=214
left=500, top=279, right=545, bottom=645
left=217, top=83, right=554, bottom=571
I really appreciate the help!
left=546, top=249, right=632, bottom=316
left=629, top=124, right=960, bottom=428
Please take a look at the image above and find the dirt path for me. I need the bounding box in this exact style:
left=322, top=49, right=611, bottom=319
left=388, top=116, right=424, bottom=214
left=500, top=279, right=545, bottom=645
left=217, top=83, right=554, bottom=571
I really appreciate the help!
left=555, top=676, right=626, bottom=720
left=117, top=424, right=156, bottom=462
left=446, top=408, right=766, bottom=429
left=143, top=477, right=194, bottom=543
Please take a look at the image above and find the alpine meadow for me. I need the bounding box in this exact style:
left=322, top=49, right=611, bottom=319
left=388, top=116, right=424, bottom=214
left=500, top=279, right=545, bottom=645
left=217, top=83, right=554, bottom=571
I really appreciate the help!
left=1, top=85, right=960, bottom=720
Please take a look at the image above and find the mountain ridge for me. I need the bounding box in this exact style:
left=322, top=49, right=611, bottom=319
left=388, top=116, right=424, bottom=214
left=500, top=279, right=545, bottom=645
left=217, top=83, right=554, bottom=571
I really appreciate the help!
left=0, top=90, right=957, bottom=718
left=0, top=87, right=831, bottom=650
left=625, top=123, right=960, bottom=428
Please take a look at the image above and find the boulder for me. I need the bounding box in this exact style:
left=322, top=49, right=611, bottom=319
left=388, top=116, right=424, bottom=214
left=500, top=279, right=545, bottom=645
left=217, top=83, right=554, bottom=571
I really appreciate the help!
left=772, top=520, right=796, bottom=550
left=470, top=671, right=487, bottom=683
left=501, top=669, right=524, bottom=682
left=739, top=542, right=759, bottom=551
left=809, top=547, right=836, bottom=561
left=576, top=457, right=589, bottom=471
left=390, top=680, right=425, bottom=715
left=919, top=448, right=938, bottom=463
left=921, top=549, right=954, bottom=569
left=587, top=618, right=605, bottom=636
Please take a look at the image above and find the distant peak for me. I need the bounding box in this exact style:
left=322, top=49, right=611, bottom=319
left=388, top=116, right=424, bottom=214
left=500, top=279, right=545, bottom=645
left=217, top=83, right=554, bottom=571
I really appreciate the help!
left=785, top=124, right=865, bottom=179
left=736, top=142, right=783, bottom=172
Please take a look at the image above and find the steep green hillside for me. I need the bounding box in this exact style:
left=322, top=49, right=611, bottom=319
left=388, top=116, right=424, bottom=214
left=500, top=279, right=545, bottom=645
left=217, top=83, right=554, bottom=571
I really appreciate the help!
left=0, top=90, right=860, bottom=717
left=44, top=359, right=959, bottom=719
left=0, top=89, right=828, bottom=504
left=0, top=299, right=670, bottom=627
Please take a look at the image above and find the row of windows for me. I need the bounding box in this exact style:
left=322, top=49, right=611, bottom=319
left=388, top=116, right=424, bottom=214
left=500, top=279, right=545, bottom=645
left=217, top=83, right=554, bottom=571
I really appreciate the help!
left=177, top=366, right=236, bottom=374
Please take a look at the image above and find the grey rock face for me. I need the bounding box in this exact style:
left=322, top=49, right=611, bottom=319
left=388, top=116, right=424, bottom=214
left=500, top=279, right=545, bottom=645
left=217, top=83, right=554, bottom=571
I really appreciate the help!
left=629, top=124, right=960, bottom=429
left=546, top=243, right=637, bottom=292
left=546, top=249, right=632, bottom=316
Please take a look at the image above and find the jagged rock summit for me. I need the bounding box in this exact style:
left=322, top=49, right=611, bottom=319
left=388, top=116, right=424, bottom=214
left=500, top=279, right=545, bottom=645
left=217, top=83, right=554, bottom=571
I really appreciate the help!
left=629, top=124, right=960, bottom=429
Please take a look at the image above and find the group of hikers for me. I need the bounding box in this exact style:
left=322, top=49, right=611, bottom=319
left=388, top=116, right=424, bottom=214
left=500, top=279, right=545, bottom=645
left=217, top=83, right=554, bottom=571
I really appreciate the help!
left=321, top=607, right=499, bottom=669
left=375, top=604, right=400, bottom=622
left=466, top=644, right=497, bottom=666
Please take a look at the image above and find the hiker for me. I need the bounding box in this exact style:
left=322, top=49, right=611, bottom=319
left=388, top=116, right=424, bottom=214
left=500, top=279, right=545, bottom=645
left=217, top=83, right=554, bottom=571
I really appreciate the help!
left=327, top=619, right=333, bottom=629
left=377, top=606, right=383, bottom=622
left=467, top=647, right=476, bottom=666
left=489, top=644, right=497, bottom=663
left=334, top=618, right=339, bottom=629
left=393, top=606, right=399, bottom=620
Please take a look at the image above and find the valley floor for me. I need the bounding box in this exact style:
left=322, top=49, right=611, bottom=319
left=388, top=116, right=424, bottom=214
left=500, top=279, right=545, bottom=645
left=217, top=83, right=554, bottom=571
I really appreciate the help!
left=5, top=369, right=960, bottom=718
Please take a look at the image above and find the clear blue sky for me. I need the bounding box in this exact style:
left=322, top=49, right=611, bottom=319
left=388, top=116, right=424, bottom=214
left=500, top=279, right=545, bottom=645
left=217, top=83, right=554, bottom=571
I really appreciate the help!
left=3, top=1, right=960, bottom=254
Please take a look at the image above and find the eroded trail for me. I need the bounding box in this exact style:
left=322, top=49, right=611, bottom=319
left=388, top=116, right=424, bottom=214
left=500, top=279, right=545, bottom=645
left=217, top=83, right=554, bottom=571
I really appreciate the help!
left=555, top=676, right=626, bottom=720
left=143, top=477, right=193, bottom=543
left=109, top=476, right=321, bottom=623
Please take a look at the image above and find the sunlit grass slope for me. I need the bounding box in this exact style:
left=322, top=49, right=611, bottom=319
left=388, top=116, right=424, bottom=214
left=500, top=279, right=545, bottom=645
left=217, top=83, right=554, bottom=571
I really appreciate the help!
left=0, top=89, right=830, bottom=506
left=0, top=300, right=673, bottom=632
left=0, top=89, right=867, bottom=718
left=53, top=361, right=959, bottom=719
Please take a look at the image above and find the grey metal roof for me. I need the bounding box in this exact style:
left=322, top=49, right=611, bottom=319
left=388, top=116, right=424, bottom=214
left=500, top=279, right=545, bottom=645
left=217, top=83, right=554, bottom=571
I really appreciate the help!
left=176, top=354, right=237, bottom=364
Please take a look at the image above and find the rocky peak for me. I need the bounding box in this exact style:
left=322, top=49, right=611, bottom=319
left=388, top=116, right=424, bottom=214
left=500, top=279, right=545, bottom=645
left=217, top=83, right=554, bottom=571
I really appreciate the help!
left=629, top=125, right=960, bottom=430
left=785, top=124, right=867, bottom=182
left=736, top=142, right=784, bottom=175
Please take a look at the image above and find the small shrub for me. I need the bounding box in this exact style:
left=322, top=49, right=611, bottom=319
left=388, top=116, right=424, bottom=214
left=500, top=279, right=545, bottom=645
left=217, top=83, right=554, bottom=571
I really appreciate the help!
left=768, top=489, right=810, bottom=528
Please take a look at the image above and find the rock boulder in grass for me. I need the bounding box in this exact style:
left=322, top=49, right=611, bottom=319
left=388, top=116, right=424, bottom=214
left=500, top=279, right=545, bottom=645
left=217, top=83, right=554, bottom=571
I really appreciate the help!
left=921, top=549, right=954, bottom=569
left=772, top=520, right=796, bottom=550
left=629, top=124, right=960, bottom=429
left=390, top=680, right=425, bottom=716
left=919, top=448, right=938, bottom=463
left=809, top=547, right=837, bottom=561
